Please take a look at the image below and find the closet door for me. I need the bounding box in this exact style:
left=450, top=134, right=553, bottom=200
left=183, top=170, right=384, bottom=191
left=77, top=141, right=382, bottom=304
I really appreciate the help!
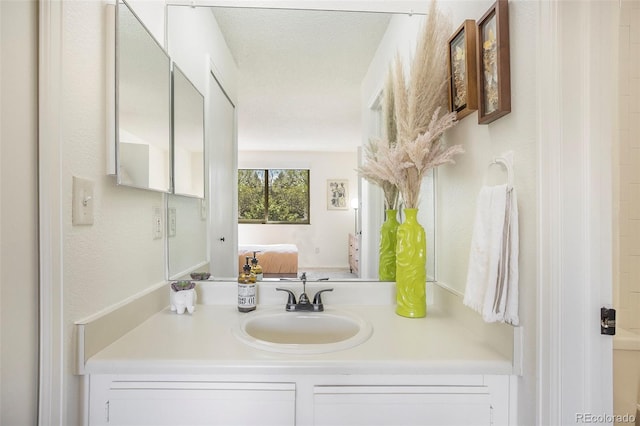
left=208, top=71, right=237, bottom=277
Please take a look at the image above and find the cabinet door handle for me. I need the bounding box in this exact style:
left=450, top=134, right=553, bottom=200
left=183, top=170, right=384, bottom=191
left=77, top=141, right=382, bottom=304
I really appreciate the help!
left=219, top=237, right=225, bottom=242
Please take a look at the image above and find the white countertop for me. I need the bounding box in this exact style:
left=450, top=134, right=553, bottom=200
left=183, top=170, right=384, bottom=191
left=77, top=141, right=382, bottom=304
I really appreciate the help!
left=85, top=303, right=513, bottom=376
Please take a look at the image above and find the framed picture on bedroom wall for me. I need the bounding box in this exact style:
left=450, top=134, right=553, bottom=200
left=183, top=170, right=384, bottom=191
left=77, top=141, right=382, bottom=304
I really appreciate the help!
left=476, top=0, right=511, bottom=124
left=327, top=179, right=349, bottom=210
left=448, top=19, right=478, bottom=120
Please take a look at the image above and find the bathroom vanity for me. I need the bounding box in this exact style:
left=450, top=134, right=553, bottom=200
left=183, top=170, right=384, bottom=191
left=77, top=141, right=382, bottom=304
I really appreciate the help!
left=78, top=281, right=517, bottom=425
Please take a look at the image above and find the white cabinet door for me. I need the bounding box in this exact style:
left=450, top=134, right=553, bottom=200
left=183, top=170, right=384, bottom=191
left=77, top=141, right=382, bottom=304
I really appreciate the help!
left=313, top=385, right=492, bottom=426
left=90, top=379, right=295, bottom=426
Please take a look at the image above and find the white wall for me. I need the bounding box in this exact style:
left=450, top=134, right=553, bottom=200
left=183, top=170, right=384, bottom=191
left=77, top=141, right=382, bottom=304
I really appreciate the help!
left=61, top=1, right=167, bottom=423
left=0, top=1, right=39, bottom=424
left=436, top=1, right=537, bottom=424
left=167, top=5, right=238, bottom=102
left=239, top=150, right=358, bottom=269
left=126, top=0, right=166, bottom=44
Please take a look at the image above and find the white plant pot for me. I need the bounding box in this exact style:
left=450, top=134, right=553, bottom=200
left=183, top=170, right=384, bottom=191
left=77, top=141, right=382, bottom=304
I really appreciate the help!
left=170, top=288, right=196, bottom=315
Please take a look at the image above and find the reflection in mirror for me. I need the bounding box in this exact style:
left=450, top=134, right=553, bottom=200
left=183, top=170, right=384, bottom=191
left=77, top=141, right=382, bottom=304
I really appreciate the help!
left=172, top=65, right=205, bottom=198
left=117, top=0, right=171, bottom=192
left=167, top=195, right=208, bottom=280
left=165, top=5, right=434, bottom=282
left=211, top=7, right=434, bottom=281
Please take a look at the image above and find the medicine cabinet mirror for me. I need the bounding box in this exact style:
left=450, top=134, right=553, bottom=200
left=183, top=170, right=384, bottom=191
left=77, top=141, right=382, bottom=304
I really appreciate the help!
left=116, top=0, right=171, bottom=192
left=172, top=64, right=205, bottom=199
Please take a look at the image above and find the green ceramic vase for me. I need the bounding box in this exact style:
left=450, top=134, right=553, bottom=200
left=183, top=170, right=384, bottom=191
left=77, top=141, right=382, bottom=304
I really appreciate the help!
left=379, top=209, right=399, bottom=281
left=395, top=208, right=426, bottom=318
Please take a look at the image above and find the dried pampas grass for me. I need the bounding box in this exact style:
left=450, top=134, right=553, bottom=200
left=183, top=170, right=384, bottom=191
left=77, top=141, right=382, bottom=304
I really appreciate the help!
left=407, top=0, right=451, bottom=140
left=358, top=0, right=464, bottom=210
left=383, top=66, right=397, bottom=146
left=395, top=108, right=463, bottom=209
left=360, top=108, right=462, bottom=210
left=358, top=138, right=400, bottom=210
left=393, top=55, right=411, bottom=146
left=393, top=0, right=463, bottom=208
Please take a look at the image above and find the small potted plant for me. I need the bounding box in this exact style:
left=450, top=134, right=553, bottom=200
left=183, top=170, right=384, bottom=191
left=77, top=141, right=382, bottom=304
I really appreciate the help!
left=170, top=280, right=197, bottom=315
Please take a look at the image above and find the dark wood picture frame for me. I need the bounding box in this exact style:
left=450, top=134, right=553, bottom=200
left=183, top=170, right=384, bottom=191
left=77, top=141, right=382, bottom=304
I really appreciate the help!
left=447, top=20, right=478, bottom=120
left=476, top=0, right=511, bottom=124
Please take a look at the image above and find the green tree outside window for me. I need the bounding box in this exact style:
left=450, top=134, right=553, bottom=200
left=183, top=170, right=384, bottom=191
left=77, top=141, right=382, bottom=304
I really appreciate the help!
left=238, top=169, right=310, bottom=224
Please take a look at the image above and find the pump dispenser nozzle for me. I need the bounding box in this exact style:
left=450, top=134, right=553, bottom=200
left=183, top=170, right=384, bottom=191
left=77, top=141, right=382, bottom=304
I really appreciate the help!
left=250, top=251, right=263, bottom=281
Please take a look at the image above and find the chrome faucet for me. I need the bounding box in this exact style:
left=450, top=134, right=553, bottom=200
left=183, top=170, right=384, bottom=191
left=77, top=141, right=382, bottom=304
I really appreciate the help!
left=276, top=272, right=333, bottom=312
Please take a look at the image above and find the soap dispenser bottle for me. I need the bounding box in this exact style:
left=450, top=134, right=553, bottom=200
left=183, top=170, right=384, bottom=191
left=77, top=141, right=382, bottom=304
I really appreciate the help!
left=238, top=257, right=256, bottom=312
left=250, top=251, right=263, bottom=281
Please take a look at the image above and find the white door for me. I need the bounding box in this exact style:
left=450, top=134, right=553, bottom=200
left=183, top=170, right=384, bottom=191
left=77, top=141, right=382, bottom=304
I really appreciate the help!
left=208, top=71, right=237, bottom=278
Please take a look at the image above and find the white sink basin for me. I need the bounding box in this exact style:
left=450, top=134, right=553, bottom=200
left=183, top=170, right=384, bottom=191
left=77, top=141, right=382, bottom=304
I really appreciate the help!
left=233, top=308, right=373, bottom=354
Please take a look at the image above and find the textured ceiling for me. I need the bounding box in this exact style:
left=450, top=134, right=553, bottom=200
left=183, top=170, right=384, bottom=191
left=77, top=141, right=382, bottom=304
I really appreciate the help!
left=211, top=7, right=392, bottom=152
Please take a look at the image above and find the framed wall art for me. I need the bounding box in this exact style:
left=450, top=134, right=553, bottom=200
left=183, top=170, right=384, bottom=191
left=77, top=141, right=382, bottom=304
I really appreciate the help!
left=327, top=179, right=349, bottom=210
left=447, top=19, right=478, bottom=120
left=476, top=0, right=511, bottom=124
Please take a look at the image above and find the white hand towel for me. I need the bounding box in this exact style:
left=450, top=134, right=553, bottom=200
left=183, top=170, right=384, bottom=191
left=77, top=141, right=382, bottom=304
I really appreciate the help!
left=463, top=184, right=519, bottom=325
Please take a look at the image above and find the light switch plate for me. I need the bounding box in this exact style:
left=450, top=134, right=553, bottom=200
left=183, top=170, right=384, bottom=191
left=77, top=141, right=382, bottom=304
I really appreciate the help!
left=200, top=199, right=207, bottom=220
left=72, top=176, right=94, bottom=226
left=168, top=207, right=176, bottom=237
left=152, top=206, right=163, bottom=240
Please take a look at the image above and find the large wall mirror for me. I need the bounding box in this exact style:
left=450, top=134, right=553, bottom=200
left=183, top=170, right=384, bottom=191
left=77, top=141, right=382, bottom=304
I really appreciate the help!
left=116, top=0, right=171, bottom=192
left=166, top=4, right=435, bottom=282
left=172, top=64, right=205, bottom=199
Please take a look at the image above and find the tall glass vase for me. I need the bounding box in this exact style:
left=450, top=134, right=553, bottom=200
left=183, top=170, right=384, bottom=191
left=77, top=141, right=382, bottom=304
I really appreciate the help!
left=379, top=209, right=399, bottom=281
left=395, top=208, right=426, bottom=318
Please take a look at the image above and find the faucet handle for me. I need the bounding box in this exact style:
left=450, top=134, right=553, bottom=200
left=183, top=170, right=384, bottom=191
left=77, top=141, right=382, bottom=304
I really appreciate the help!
left=276, top=288, right=297, bottom=308
left=312, top=288, right=334, bottom=306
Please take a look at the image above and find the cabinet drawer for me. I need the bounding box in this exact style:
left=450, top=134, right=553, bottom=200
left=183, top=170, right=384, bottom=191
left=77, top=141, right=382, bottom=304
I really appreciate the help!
left=313, top=385, right=492, bottom=426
